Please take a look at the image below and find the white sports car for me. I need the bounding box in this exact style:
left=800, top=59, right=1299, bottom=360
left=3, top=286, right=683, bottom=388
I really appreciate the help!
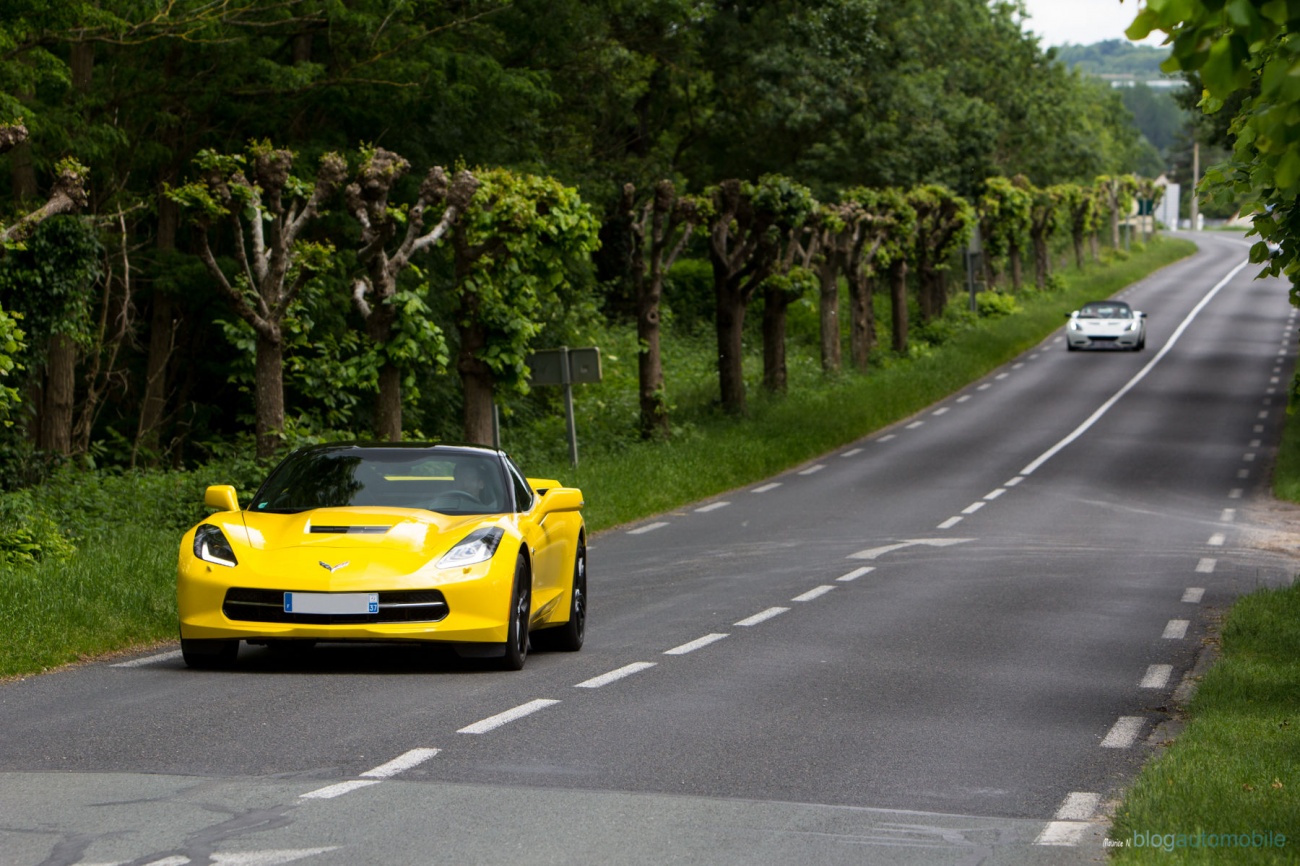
left=1066, top=300, right=1147, bottom=351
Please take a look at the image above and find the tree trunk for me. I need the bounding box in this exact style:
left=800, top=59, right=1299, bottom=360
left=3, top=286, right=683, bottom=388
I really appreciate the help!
left=458, top=321, right=495, bottom=445
left=1009, top=243, right=1023, bottom=292
left=637, top=284, right=668, bottom=438
left=848, top=270, right=875, bottom=371
left=1072, top=231, right=1085, bottom=270
left=818, top=267, right=841, bottom=374
left=253, top=330, right=285, bottom=458
left=762, top=289, right=789, bottom=394
left=39, top=334, right=76, bottom=455
left=1033, top=237, right=1050, bottom=289
left=715, top=287, right=748, bottom=415
left=375, top=362, right=402, bottom=441
left=889, top=261, right=909, bottom=354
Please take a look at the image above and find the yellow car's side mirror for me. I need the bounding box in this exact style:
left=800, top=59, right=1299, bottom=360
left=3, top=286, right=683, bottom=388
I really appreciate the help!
left=204, top=485, right=240, bottom=513
left=537, top=488, right=584, bottom=514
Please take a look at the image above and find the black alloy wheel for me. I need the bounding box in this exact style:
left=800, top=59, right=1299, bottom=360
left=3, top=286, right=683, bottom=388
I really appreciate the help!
left=499, top=555, right=531, bottom=671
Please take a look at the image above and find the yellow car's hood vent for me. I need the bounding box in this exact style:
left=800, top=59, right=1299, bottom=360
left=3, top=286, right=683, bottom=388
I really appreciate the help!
left=240, top=507, right=489, bottom=555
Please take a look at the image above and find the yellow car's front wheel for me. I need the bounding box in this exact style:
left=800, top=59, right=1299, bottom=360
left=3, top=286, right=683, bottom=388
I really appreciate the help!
left=499, top=555, right=531, bottom=671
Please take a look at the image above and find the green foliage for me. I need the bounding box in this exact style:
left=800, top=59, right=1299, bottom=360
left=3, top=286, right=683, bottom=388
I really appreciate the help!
left=1129, top=1, right=1300, bottom=282
left=978, top=176, right=1033, bottom=265
left=0, top=305, right=23, bottom=425
left=974, top=290, right=1021, bottom=318
left=454, top=167, right=602, bottom=393
left=0, top=215, right=102, bottom=355
left=0, top=488, right=75, bottom=566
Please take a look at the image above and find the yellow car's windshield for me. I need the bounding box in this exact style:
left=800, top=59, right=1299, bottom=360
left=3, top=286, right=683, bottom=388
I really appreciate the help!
left=250, top=448, right=508, bottom=515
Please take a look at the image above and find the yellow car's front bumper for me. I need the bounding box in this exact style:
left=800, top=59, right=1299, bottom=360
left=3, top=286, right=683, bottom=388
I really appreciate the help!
left=177, top=545, right=517, bottom=646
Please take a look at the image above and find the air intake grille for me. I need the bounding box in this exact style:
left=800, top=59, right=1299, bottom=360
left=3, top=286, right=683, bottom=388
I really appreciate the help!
left=223, top=587, right=448, bottom=624
left=308, top=525, right=392, bottom=535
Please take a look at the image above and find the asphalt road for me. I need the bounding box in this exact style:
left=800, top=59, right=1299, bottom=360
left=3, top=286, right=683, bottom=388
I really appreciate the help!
left=2, top=231, right=1296, bottom=866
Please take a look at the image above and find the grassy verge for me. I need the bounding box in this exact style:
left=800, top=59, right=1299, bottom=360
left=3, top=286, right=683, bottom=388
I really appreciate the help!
left=1108, top=584, right=1300, bottom=863
left=0, top=238, right=1195, bottom=678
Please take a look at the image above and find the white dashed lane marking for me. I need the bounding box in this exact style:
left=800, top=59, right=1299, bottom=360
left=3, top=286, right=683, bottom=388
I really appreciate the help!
left=301, top=780, right=381, bottom=800
left=1183, top=587, right=1205, bottom=603
left=1163, top=620, right=1190, bottom=639
left=1140, top=665, right=1173, bottom=689
left=961, top=502, right=985, bottom=515
left=664, top=634, right=729, bottom=655
left=1207, top=533, right=1226, bottom=547
left=575, top=662, right=657, bottom=689
left=753, top=482, right=782, bottom=493
left=792, top=585, right=835, bottom=602
left=837, top=567, right=874, bottom=582
left=1196, top=558, right=1216, bottom=573
left=459, top=699, right=560, bottom=734
left=360, top=748, right=440, bottom=778
left=799, top=464, right=826, bottom=475
left=735, top=607, right=789, bottom=627
left=937, top=517, right=963, bottom=530
left=1100, top=716, right=1145, bottom=748
left=695, top=502, right=730, bottom=513
left=628, top=522, right=668, bottom=535
left=1035, top=792, right=1102, bottom=846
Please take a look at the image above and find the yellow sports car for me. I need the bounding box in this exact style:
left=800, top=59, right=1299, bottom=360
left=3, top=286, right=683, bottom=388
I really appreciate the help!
left=177, top=443, right=586, bottom=670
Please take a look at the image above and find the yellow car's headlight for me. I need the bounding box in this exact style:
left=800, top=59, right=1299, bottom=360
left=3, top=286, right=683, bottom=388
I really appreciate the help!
left=194, top=524, right=238, bottom=567
left=438, top=527, right=504, bottom=569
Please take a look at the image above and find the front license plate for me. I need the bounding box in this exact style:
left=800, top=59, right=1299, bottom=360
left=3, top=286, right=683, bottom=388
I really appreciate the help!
left=284, top=592, right=379, bottom=615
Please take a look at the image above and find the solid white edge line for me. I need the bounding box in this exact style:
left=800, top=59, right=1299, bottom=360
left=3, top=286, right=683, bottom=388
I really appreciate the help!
left=458, top=698, right=560, bottom=734
left=575, top=661, right=657, bottom=688
left=1020, top=258, right=1252, bottom=477
left=735, top=606, right=789, bottom=627
left=111, top=650, right=183, bottom=668
left=837, top=566, right=874, bottom=582
left=1100, top=716, right=1145, bottom=748
left=792, top=585, right=835, bottom=602
left=664, top=633, right=729, bottom=655
left=301, top=779, right=382, bottom=800
left=359, top=747, right=440, bottom=779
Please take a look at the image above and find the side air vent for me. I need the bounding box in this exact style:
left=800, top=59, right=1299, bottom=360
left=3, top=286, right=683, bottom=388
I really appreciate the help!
left=309, top=525, right=392, bottom=535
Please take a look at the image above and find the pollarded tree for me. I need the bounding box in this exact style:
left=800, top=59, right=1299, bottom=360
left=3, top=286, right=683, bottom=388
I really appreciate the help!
left=620, top=180, right=704, bottom=439
left=977, top=176, right=1031, bottom=292
left=1018, top=177, right=1062, bottom=290
left=841, top=187, right=914, bottom=365
left=1057, top=183, right=1095, bottom=271
left=707, top=175, right=816, bottom=415
left=344, top=148, right=479, bottom=441
left=1097, top=174, right=1139, bottom=250
left=908, top=185, right=975, bottom=322
left=449, top=168, right=600, bottom=446
left=169, top=142, right=347, bottom=458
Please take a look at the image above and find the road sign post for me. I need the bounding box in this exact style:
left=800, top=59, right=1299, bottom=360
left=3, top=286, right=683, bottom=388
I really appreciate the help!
left=525, top=346, right=602, bottom=467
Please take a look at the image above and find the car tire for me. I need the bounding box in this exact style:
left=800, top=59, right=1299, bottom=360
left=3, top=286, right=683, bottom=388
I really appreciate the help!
left=1067, top=343, right=1078, bottom=352
left=499, top=555, right=531, bottom=671
left=533, top=536, right=586, bottom=653
left=181, top=637, right=239, bottom=669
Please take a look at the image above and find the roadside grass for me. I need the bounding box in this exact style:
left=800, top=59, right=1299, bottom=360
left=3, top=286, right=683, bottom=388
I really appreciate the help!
left=1107, top=583, right=1300, bottom=863
left=1, top=523, right=177, bottom=677
left=0, top=237, right=1195, bottom=678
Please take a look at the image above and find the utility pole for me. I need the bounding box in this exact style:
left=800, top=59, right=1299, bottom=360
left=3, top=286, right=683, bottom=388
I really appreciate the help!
left=1190, top=140, right=1200, bottom=231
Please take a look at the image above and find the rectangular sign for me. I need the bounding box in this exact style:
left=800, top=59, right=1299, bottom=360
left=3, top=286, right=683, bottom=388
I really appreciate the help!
left=526, top=347, right=602, bottom=386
